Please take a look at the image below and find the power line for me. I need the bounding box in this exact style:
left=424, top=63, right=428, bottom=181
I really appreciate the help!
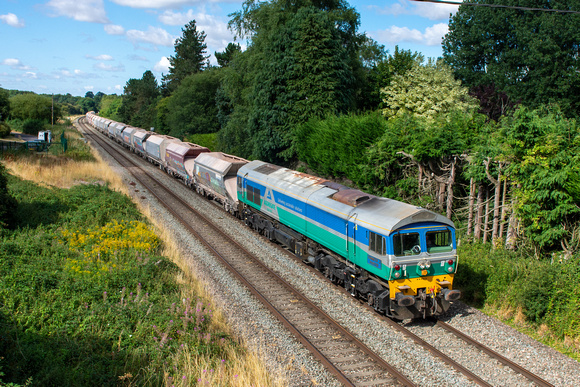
left=411, top=0, right=580, bottom=14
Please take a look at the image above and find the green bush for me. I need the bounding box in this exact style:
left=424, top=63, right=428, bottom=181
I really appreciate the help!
left=0, top=122, right=10, bottom=138
left=456, top=240, right=580, bottom=348
left=0, top=163, right=17, bottom=230
left=21, top=119, right=46, bottom=135
left=0, top=177, right=237, bottom=386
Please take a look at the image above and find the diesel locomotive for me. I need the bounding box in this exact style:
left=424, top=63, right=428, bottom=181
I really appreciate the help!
left=85, top=112, right=461, bottom=319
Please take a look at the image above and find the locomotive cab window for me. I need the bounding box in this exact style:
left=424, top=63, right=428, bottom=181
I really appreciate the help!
left=246, top=183, right=261, bottom=206
left=394, top=232, right=421, bottom=256
left=426, top=230, right=453, bottom=253
left=237, top=176, right=242, bottom=189
left=369, top=231, right=386, bottom=255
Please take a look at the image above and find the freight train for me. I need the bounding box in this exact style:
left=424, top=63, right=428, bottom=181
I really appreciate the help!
left=84, top=112, right=461, bottom=320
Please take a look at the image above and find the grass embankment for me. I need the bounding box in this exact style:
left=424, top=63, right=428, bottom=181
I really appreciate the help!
left=0, top=120, right=280, bottom=386
left=455, top=242, right=580, bottom=361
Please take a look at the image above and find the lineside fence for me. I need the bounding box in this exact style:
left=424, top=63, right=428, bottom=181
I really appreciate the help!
left=0, top=140, right=49, bottom=155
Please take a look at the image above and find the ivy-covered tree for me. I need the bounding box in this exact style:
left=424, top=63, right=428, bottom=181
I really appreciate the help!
left=502, top=106, right=580, bottom=252
left=443, top=0, right=580, bottom=117
left=381, top=59, right=478, bottom=121
left=162, top=20, right=208, bottom=94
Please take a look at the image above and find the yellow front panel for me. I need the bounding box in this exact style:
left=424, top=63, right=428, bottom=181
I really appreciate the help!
left=389, top=274, right=455, bottom=299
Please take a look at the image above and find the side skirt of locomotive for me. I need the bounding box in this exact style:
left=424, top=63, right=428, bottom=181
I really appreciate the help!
left=239, top=204, right=452, bottom=320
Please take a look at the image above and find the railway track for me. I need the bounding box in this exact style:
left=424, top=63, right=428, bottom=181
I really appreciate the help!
left=79, top=118, right=413, bottom=387
left=78, top=118, right=556, bottom=387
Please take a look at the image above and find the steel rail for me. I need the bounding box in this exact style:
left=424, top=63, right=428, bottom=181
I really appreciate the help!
left=436, top=320, right=554, bottom=387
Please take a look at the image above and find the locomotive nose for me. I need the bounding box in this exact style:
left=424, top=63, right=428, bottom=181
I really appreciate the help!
left=441, top=288, right=461, bottom=301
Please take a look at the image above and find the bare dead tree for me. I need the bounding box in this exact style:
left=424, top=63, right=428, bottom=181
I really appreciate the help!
left=467, top=177, right=475, bottom=237
left=499, top=178, right=508, bottom=241
left=484, top=158, right=503, bottom=246
left=445, top=157, right=457, bottom=219
left=474, top=183, right=485, bottom=240
left=483, top=188, right=490, bottom=243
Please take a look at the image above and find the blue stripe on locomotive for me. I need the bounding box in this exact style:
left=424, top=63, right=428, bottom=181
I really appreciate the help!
left=241, top=177, right=455, bottom=282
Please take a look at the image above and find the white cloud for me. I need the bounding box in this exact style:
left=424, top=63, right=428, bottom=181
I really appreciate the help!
left=158, top=9, right=196, bottom=26
left=86, top=54, right=114, bottom=61
left=111, top=0, right=205, bottom=9
left=104, top=24, right=125, bottom=35
left=1, top=58, right=33, bottom=71
left=126, top=26, right=175, bottom=47
left=373, top=23, right=448, bottom=47
left=371, top=0, right=458, bottom=21
left=158, top=10, right=234, bottom=56
left=153, top=56, right=170, bottom=73
left=84, top=85, right=94, bottom=91
left=0, top=13, right=25, bottom=28
left=46, top=0, right=109, bottom=23
left=23, top=72, right=38, bottom=79
left=95, top=62, right=125, bottom=72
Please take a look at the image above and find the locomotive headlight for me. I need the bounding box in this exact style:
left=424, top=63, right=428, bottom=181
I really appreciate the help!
left=419, top=264, right=425, bottom=270
left=425, top=262, right=431, bottom=269
left=394, top=272, right=401, bottom=278
left=447, top=266, right=454, bottom=273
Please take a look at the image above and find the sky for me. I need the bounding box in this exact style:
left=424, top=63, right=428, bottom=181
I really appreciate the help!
left=0, top=0, right=459, bottom=97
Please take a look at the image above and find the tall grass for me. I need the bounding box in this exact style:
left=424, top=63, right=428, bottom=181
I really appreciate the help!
left=455, top=241, right=580, bottom=361
left=0, top=119, right=282, bottom=386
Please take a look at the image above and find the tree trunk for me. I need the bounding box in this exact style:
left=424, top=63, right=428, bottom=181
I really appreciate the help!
left=483, top=188, right=490, bottom=243
left=474, top=183, right=484, bottom=240
left=491, top=169, right=502, bottom=245
left=446, top=157, right=456, bottom=219
left=506, top=197, right=517, bottom=250
left=418, top=164, right=424, bottom=192
left=438, top=182, right=446, bottom=211
left=499, top=178, right=508, bottom=241
left=467, top=178, right=475, bottom=237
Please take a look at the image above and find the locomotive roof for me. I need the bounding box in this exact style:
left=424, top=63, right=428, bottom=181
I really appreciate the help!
left=240, top=160, right=454, bottom=235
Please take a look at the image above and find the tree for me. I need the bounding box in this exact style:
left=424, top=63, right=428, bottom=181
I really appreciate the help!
left=0, top=87, right=9, bottom=121
left=220, top=0, right=362, bottom=163
left=118, top=71, right=160, bottom=128
left=162, top=20, right=208, bottom=94
left=0, top=162, right=17, bottom=230
left=381, top=59, right=478, bottom=121
left=502, top=106, right=580, bottom=252
left=443, top=0, right=580, bottom=117
left=85, top=91, right=94, bottom=99
left=215, top=43, right=241, bottom=68
left=164, top=69, right=222, bottom=138
left=99, top=94, right=122, bottom=121
left=9, top=93, right=61, bottom=122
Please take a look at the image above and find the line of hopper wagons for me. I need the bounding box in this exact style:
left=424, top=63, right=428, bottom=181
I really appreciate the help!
left=85, top=111, right=461, bottom=320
